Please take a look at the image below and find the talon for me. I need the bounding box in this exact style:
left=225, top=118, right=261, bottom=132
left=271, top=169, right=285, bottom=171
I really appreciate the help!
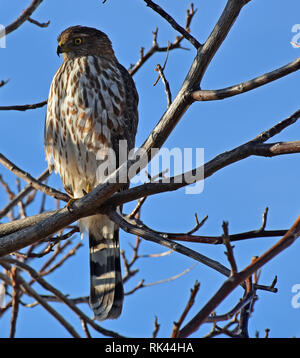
left=82, top=183, right=92, bottom=196
left=66, top=198, right=78, bottom=212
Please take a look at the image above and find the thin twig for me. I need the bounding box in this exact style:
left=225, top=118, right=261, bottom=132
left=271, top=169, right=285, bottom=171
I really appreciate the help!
left=152, top=316, right=160, bottom=338
left=0, top=154, right=69, bottom=202
left=9, top=266, right=20, bottom=338
left=0, top=100, right=47, bottom=111
left=0, top=257, right=125, bottom=338
left=222, top=221, right=237, bottom=275
left=0, top=168, right=50, bottom=220
left=143, top=0, right=201, bottom=49
left=3, top=0, right=45, bottom=37
left=171, top=280, right=200, bottom=337
left=0, top=261, right=81, bottom=338
left=205, top=292, right=255, bottom=323
left=27, top=17, right=50, bottom=28
left=191, top=57, right=300, bottom=102
left=129, top=3, right=197, bottom=76
left=154, top=63, right=172, bottom=107
left=178, top=214, right=300, bottom=337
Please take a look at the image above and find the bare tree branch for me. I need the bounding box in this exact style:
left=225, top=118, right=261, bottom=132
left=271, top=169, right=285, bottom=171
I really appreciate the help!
left=0, top=100, right=47, bottom=111
left=27, top=17, right=50, bottom=28
left=143, top=1, right=201, bottom=49
left=2, top=0, right=45, bottom=37
left=178, top=214, right=300, bottom=337
left=0, top=154, right=69, bottom=202
left=129, top=2, right=198, bottom=76
left=0, top=257, right=125, bottom=338
left=0, top=168, right=50, bottom=220
left=191, top=56, right=300, bottom=101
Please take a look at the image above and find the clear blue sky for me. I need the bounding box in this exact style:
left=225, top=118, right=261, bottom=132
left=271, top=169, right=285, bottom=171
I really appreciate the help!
left=1, top=0, right=300, bottom=338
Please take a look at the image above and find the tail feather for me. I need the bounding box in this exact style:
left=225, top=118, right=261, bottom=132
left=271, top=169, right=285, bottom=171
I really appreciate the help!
left=83, top=214, right=124, bottom=321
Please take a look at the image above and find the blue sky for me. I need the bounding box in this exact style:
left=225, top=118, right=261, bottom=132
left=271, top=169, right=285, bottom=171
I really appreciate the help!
left=1, top=0, right=300, bottom=338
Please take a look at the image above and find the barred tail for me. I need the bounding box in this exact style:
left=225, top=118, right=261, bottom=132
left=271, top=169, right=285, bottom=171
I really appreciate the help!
left=83, top=214, right=124, bottom=321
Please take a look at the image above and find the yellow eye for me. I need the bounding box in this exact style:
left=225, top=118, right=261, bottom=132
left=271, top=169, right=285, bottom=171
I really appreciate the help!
left=74, top=37, right=82, bottom=45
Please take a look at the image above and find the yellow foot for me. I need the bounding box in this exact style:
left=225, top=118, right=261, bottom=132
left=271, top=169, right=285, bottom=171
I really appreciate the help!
left=67, top=184, right=91, bottom=212
left=82, top=183, right=91, bottom=196
left=66, top=198, right=79, bottom=212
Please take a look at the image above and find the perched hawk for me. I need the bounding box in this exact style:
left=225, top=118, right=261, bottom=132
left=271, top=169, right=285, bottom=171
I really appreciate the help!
left=44, top=26, right=139, bottom=320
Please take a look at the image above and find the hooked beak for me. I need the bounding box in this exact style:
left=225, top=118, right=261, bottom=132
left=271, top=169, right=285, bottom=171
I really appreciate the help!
left=56, top=44, right=62, bottom=57
left=56, top=41, right=69, bottom=57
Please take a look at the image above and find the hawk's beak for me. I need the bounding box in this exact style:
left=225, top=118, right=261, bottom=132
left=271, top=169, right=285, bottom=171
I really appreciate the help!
left=56, top=44, right=62, bottom=57
left=56, top=41, right=69, bottom=57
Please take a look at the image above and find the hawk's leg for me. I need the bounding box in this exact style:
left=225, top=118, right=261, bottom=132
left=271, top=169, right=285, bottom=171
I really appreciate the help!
left=66, top=183, right=92, bottom=212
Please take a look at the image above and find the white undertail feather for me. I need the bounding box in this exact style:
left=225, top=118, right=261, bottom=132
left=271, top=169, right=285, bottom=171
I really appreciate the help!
left=81, top=215, right=123, bottom=320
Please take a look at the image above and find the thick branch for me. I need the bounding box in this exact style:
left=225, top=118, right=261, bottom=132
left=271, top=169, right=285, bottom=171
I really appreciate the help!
left=182, top=0, right=251, bottom=93
left=107, top=210, right=276, bottom=294
left=1, top=107, right=299, bottom=255
left=103, top=109, right=300, bottom=209
left=192, top=56, right=300, bottom=101
left=108, top=210, right=233, bottom=279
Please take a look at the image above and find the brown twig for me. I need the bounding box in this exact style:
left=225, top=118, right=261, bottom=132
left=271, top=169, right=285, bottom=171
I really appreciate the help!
left=187, top=214, right=208, bottom=235
left=191, top=56, right=300, bottom=102
left=27, top=17, right=50, bottom=28
left=154, top=61, right=172, bottom=107
left=3, top=0, right=45, bottom=37
left=9, top=266, right=20, bottom=338
left=0, top=168, right=50, bottom=220
left=38, top=240, right=72, bottom=276
left=40, top=242, right=83, bottom=277
left=0, top=174, right=15, bottom=200
left=128, top=196, right=147, bottom=219
left=0, top=100, right=47, bottom=111
left=129, top=3, right=198, bottom=77
left=171, top=280, right=200, bottom=337
left=152, top=316, right=160, bottom=338
left=81, top=319, right=92, bottom=338
left=205, top=292, right=255, bottom=323
left=143, top=1, right=201, bottom=49
left=13, top=243, right=55, bottom=259
left=0, top=154, right=69, bottom=202
left=222, top=222, right=237, bottom=275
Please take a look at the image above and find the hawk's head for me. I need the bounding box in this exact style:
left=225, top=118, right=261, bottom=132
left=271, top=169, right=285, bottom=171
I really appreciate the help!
left=56, top=25, right=116, bottom=61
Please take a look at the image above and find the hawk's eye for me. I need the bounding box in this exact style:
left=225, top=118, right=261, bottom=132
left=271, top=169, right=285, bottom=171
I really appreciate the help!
left=74, top=37, right=82, bottom=45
